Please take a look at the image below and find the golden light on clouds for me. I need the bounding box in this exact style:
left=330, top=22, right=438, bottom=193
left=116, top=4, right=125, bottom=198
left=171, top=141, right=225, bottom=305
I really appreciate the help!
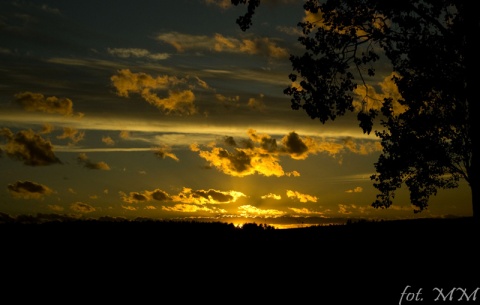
left=261, top=193, right=282, bottom=200
left=346, top=187, right=363, bottom=193
left=14, top=91, right=75, bottom=116
left=110, top=69, right=197, bottom=115
left=170, top=187, right=246, bottom=205
left=162, top=204, right=227, bottom=214
left=286, top=190, right=318, bottom=203
left=156, top=32, right=289, bottom=59
left=120, top=187, right=245, bottom=205
left=119, top=130, right=130, bottom=139
left=56, top=127, right=85, bottom=145
left=191, top=129, right=379, bottom=178
left=102, top=136, right=115, bottom=146
left=353, top=72, right=405, bottom=114
left=288, top=207, right=326, bottom=215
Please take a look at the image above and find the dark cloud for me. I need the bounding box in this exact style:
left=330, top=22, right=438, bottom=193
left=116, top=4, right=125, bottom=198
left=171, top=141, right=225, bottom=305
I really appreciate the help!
left=7, top=180, right=54, bottom=199
left=0, top=128, right=61, bottom=166
left=132, top=193, right=148, bottom=201
left=70, top=202, right=96, bottom=213
left=120, top=189, right=172, bottom=204
left=260, top=136, right=277, bottom=152
left=240, top=139, right=255, bottom=149
left=151, top=189, right=171, bottom=201
left=193, top=189, right=234, bottom=202
left=223, top=136, right=237, bottom=146
left=218, top=148, right=252, bottom=173
left=282, top=132, right=308, bottom=155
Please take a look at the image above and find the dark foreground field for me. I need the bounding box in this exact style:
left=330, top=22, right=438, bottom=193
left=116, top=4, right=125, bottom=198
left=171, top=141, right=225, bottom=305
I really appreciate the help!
left=2, top=216, right=478, bottom=304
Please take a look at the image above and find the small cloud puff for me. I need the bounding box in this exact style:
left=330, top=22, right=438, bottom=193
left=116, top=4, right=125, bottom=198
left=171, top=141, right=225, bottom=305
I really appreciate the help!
left=77, top=153, right=110, bottom=170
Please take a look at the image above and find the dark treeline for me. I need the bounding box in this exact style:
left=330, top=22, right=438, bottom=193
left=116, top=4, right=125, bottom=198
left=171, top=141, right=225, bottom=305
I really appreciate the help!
left=1, top=212, right=477, bottom=246
left=2, top=214, right=478, bottom=304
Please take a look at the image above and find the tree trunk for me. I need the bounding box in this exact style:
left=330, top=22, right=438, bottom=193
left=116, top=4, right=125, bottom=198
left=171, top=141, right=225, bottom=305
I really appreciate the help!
left=464, top=0, right=479, bottom=224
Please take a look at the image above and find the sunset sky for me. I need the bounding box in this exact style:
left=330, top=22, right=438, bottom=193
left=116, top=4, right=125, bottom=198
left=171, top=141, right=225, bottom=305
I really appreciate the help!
left=0, top=0, right=472, bottom=228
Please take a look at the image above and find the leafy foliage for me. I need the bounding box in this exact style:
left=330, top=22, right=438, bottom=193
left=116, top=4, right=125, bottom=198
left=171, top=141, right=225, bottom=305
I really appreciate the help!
left=232, top=0, right=476, bottom=216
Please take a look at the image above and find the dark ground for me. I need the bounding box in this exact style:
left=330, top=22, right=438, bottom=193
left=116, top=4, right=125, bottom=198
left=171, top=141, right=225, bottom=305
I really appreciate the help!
left=1, top=217, right=478, bottom=304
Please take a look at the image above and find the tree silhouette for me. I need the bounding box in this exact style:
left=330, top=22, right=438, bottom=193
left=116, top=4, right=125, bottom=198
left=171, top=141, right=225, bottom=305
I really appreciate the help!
left=232, top=0, right=479, bottom=221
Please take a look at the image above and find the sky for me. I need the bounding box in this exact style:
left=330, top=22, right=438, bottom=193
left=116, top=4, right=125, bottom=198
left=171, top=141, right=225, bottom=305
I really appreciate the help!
left=0, top=0, right=472, bottom=228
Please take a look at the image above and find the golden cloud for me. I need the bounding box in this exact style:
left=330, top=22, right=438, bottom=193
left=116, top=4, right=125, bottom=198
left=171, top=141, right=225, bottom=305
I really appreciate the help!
left=102, top=136, right=115, bottom=146
left=161, top=204, right=227, bottom=214
left=261, top=193, right=282, bottom=200
left=286, top=190, right=318, bottom=203
left=192, top=129, right=376, bottom=177
left=156, top=32, right=289, bottom=59
left=353, top=72, right=406, bottom=115
left=110, top=69, right=197, bottom=115
left=77, top=153, right=110, bottom=170
left=345, top=186, right=364, bottom=193
left=57, top=127, right=85, bottom=145
left=170, top=187, right=246, bottom=205
left=153, top=146, right=179, bottom=161
left=120, top=187, right=245, bottom=205
left=119, top=130, right=130, bottom=139
left=14, top=91, right=75, bottom=116
left=288, top=207, right=325, bottom=215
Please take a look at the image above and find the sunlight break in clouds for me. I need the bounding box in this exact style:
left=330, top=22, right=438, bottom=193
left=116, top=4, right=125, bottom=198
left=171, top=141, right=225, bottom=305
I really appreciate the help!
left=238, top=205, right=286, bottom=217
left=288, top=207, right=326, bottom=215
left=110, top=69, right=197, bottom=115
